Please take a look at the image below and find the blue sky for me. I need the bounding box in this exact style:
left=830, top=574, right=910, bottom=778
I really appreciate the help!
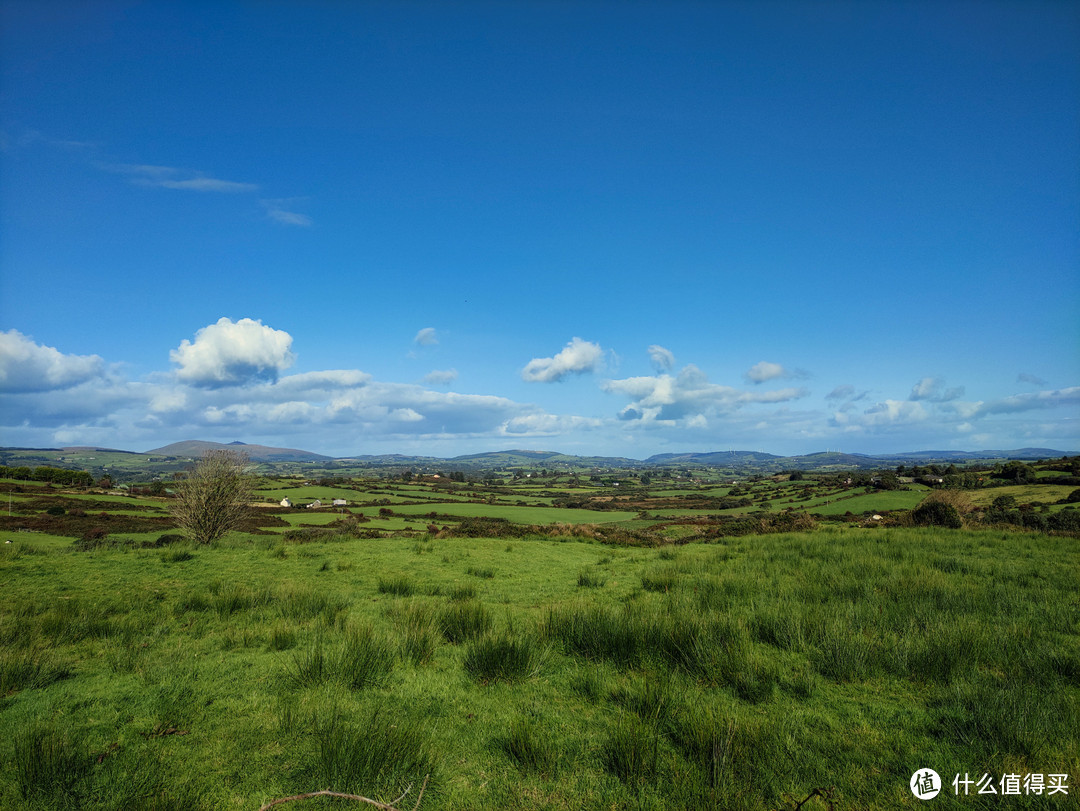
left=1, top=0, right=1077, bottom=459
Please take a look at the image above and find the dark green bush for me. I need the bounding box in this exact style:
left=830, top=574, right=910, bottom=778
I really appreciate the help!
left=911, top=500, right=962, bottom=528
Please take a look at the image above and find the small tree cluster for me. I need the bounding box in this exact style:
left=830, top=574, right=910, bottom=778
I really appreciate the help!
left=0, top=465, right=95, bottom=487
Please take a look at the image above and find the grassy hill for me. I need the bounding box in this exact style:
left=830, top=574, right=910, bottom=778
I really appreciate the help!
left=146, top=440, right=332, bottom=463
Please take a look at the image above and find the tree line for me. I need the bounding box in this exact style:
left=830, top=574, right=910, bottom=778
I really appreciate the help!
left=0, top=465, right=95, bottom=487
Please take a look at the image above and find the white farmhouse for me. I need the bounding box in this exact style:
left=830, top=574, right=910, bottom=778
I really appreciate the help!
left=280, top=498, right=292, bottom=508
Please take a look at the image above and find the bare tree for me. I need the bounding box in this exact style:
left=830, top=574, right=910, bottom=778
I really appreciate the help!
left=170, top=449, right=253, bottom=543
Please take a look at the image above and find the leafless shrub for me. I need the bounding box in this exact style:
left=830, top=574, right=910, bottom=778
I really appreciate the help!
left=169, top=450, right=253, bottom=544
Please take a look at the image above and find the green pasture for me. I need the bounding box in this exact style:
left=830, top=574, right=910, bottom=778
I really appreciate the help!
left=252, top=485, right=370, bottom=503
left=386, top=502, right=639, bottom=524
left=644, top=487, right=926, bottom=519
left=809, top=489, right=929, bottom=515
left=271, top=512, right=421, bottom=533
left=55, top=492, right=167, bottom=509
left=1, top=525, right=1077, bottom=810
left=966, top=483, right=1077, bottom=508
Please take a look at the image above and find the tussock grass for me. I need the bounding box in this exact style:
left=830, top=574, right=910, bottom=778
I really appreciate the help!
left=39, top=597, right=121, bottom=643
left=576, top=569, right=606, bottom=588
left=570, top=663, right=611, bottom=703
left=276, top=584, right=349, bottom=624
left=305, top=708, right=436, bottom=803
left=160, top=547, right=194, bottom=563
left=610, top=672, right=677, bottom=725
left=439, top=600, right=492, bottom=643
left=0, top=648, right=71, bottom=695
left=602, top=714, right=661, bottom=787
left=377, top=575, right=415, bottom=597
left=463, top=630, right=545, bottom=684
left=210, top=581, right=273, bottom=617
left=285, top=625, right=395, bottom=690
left=13, top=722, right=91, bottom=806
left=541, top=602, right=777, bottom=701
left=447, top=584, right=476, bottom=601
left=387, top=600, right=441, bottom=666
left=267, top=622, right=297, bottom=651
left=499, top=716, right=559, bottom=776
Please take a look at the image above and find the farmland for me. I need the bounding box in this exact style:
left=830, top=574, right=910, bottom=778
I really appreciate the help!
left=1, top=458, right=1078, bottom=809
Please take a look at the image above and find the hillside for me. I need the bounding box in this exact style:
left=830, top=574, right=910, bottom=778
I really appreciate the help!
left=3, top=441, right=1076, bottom=483
left=145, top=440, right=332, bottom=463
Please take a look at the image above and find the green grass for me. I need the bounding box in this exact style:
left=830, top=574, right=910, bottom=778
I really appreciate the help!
left=0, top=526, right=1077, bottom=809
left=388, top=501, right=639, bottom=524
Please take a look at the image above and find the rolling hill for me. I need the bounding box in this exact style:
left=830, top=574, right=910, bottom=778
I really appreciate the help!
left=145, top=440, right=332, bottom=463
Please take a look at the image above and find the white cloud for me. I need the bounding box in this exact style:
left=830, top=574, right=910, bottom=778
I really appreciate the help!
left=3, top=322, right=1075, bottom=457
left=745, top=361, right=786, bottom=384
left=648, top=344, right=675, bottom=372
left=826, top=385, right=855, bottom=401
left=1017, top=372, right=1049, bottom=387
left=170, top=317, right=296, bottom=387
left=274, top=370, right=372, bottom=392
left=414, top=327, right=439, bottom=346
left=104, top=163, right=258, bottom=193
left=971, top=387, right=1080, bottom=416
left=909, top=377, right=964, bottom=402
left=0, top=330, right=104, bottom=392
left=522, top=337, right=604, bottom=383
left=424, top=369, right=458, bottom=386
left=745, top=361, right=808, bottom=385
left=603, top=364, right=809, bottom=424
left=859, top=400, right=930, bottom=426
left=502, top=414, right=603, bottom=435
left=261, top=198, right=312, bottom=226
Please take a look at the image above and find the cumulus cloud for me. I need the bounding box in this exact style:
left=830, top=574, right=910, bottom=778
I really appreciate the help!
left=968, top=387, right=1080, bottom=417
left=323, top=384, right=535, bottom=436
left=603, top=364, right=809, bottom=424
left=909, top=377, right=964, bottom=402
left=414, top=327, right=439, bottom=346
left=502, top=414, right=603, bottom=435
left=522, top=337, right=604, bottom=383
left=424, top=369, right=458, bottom=386
left=170, top=318, right=296, bottom=387
left=648, top=345, right=675, bottom=372
left=745, top=361, right=785, bottom=384
left=0, top=330, right=105, bottom=392
left=826, top=385, right=855, bottom=401
left=745, top=361, right=807, bottom=385
left=274, top=370, right=371, bottom=392
left=860, top=400, right=930, bottom=426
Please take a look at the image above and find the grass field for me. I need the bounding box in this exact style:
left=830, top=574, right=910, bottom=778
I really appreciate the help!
left=1, top=524, right=1077, bottom=810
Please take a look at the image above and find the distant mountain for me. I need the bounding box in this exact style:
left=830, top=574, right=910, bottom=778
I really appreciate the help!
left=3, top=441, right=1076, bottom=479
left=339, top=449, right=643, bottom=469
left=645, top=451, right=782, bottom=466
left=145, top=440, right=332, bottom=463
left=452, top=449, right=642, bottom=468
left=884, top=448, right=1070, bottom=462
